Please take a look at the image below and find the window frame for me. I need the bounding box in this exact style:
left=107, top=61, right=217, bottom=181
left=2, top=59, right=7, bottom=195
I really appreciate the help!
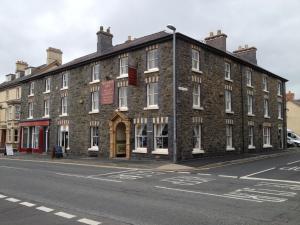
left=61, top=96, right=68, bottom=116
left=45, top=77, right=51, bottom=92
left=246, top=70, right=252, bottom=87
left=91, top=91, right=99, bottom=112
left=118, top=86, right=128, bottom=110
left=226, top=124, right=234, bottom=150
left=262, top=76, right=268, bottom=92
left=92, top=64, right=100, bottom=82
left=192, top=124, right=204, bottom=153
left=277, top=81, right=282, bottom=96
left=29, top=82, right=34, bottom=96
left=264, top=98, right=269, bottom=118
left=192, top=83, right=201, bottom=108
left=147, top=83, right=158, bottom=108
left=224, top=62, right=231, bottom=80
left=147, top=49, right=159, bottom=71
left=44, top=99, right=50, bottom=117
left=263, top=127, right=271, bottom=147
left=225, top=89, right=232, bottom=113
left=119, top=57, right=128, bottom=77
left=62, top=72, right=69, bottom=89
left=28, top=102, right=33, bottom=118
left=153, top=123, right=168, bottom=154
left=134, top=123, right=147, bottom=153
left=15, top=105, right=20, bottom=120
left=248, top=126, right=255, bottom=148
left=278, top=102, right=283, bottom=119
left=90, top=126, right=99, bottom=149
left=192, top=49, right=200, bottom=71
left=247, top=94, right=253, bottom=115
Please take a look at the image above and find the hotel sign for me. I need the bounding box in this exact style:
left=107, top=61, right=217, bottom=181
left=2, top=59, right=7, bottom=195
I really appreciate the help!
left=101, top=80, right=115, bottom=104
left=128, top=67, right=137, bottom=86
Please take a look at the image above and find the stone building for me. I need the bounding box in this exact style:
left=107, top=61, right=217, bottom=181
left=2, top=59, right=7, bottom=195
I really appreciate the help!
left=286, top=91, right=300, bottom=135
left=18, top=26, right=287, bottom=161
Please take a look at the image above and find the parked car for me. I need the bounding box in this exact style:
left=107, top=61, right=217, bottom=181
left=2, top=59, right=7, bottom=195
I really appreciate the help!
left=287, top=136, right=300, bottom=147
left=287, top=129, right=300, bottom=140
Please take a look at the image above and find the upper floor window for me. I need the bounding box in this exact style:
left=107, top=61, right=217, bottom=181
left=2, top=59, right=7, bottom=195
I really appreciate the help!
left=91, top=91, right=99, bottom=112
left=246, top=70, right=252, bottom=87
left=247, top=94, right=253, bottom=115
left=192, top=49, right=200, bottom=71
left=28, top=102, right=33, bottom=118
left=192, top=84, right=201, bottom=108
left=44, top=99, right=50, bottom=117
left=61, top=96, right=68, bottom=115
left=29, top=82, right=34, bottom=96
left=147, top=83, right=158, bottom=108
left=8, top=106, right=13, bottom=120
left=16, top=88, right=20, bottom=99
left=225, top=90, right=232, bottom=113
left=277, top=81, right=283, bottom=96
left=45, top=78, right=51, bottom=92
left=264, top=98, right=269, bottom=118
left=15, top=105, right=20, bottom=120
left=62, top=72, right=69, bottom=89
left=225, top=62, right=231, bottom=80
left=147, top=49, right=158, bottom=71
left=118, top=87, right=128, bottom=110
left=92, top=64, right=100, bottom=82
left=278, top=102, right=283, bottom=119
left=262, top=76, right=268, bottom=92
left=119, top=57, right=128, bottom=76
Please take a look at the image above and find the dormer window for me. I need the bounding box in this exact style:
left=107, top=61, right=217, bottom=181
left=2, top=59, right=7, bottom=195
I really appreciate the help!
left=25, top=68, right=32, bottom=76
left=6, top=75, right=12, bottom=82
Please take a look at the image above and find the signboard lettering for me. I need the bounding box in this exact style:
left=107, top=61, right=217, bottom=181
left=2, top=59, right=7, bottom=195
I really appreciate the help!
left=101, top=80, right=115, bottom=104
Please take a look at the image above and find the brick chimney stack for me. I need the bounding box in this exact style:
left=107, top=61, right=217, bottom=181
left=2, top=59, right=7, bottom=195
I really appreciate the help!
left=286, top=91, right=295, bottom=102
left=233, top=44, right=257, bottom=65
left=15, top=60, right=28, bottom=73
left=47, top=47, right=63, bottom=65
left=96, top=26, right=113, bottom=54
left=204, top=30, right=227, bottom=52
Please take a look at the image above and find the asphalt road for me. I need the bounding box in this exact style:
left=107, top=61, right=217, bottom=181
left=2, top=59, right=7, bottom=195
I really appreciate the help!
left=0, top=150, right=300, bottom=225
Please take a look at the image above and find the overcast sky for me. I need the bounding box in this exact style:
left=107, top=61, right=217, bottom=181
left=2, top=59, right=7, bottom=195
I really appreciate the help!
left=0, top=0, right=299, bottom=97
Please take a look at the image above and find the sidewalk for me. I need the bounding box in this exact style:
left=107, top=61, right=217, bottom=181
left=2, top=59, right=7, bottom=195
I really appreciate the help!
left=1, top=147, right=299, bottom=171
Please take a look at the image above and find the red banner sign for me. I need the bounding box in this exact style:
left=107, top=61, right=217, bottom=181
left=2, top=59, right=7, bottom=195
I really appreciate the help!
left=101, top=80, right=115, bottom=104
left=128, top=67, right=137, bottom=86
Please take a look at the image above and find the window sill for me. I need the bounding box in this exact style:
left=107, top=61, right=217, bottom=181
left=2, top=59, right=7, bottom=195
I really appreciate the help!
left=116, top=74, right=128, bottom=79
left=152, top=149, right=168, bottom=155
left=192, top=149, right=204, bottom=154
left=225, top=78, right=233, bottom=83
left=42, top=115, right=50, bottom=118
left=263, top=144, right=273, bottom=148
left=144, top=105, right=159, bottom=110
left=43, top=91, right=50, bottom=94
left=226, top=111, right=234, bottom=114
left=89, top=80, right=100, bottom=84
left=248, top=145, right=256, bottom=149
left=59, top=114, right=68, bottom=117
left=28, top=94, right=34, bottom=97
left=226, top=147, right=235, bottom=151
left=88, top=147, right=99, bottom=151
left=144, top=68, right=159, bottom=74
left=247, top=85, right=254, bottom=89
left=278, top=117, right=283, bottom=120
left=264, top=116, right=271, bottom=119
left=60, top=87, right=68, bottom=91
left=191, top=68, right=203, bottom=74
left=117, top=107, right=128, bottom=112
left=89, top=111, right=99, bottom=114
left=247, top=113, right=255, bottom=117
left=277, top=94, right=282, bottom=97
left=133, top=148, right=147, bottom=154
left=27, top=117, right=33, bottom=119
left=263, top=90, right=269, bottom=93
left=193, top=106, right=204, bottom=110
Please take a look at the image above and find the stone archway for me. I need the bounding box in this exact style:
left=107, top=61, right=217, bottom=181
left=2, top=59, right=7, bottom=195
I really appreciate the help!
left=109, top=111, right=131, bottom=159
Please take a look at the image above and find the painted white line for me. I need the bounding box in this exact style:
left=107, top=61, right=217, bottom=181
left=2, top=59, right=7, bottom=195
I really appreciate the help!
left=165, top=171, right=175, bottom=173
left=6, top=198, right=20, bottom=203
left=55, top=172, right=122, bottom=183
left=78, top=218, right=102, bottom=225
left=55, top=211, right=76, bottom=219
left=36, top=206, right=54, bottom=212
left=242, top=188, right=296, bottom=197
left=240, top=176, right=300, bottom=185
left=242, top=167, right=275, bottom=178
left=87, top=169, right=136, bottom=177
left=20, top=202, right=36, bottom=207
left=177, top=171, right=191, bottom=174
left=287, top=160, right=300, bottom=165
left=0, top=194, right=7, bottom=198
left=197, top=173, right=212, bottom=176
left=0, top=165, right=31, bottom=171
left=218, top=175, right=238, bottom=179
left=255, top=182, right=300, bottom=191
left=155, top=186, right=262, bottom=202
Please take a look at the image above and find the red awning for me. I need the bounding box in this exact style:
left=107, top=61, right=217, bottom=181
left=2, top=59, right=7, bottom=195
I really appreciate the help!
left=19, top=120, right=50, bottom=127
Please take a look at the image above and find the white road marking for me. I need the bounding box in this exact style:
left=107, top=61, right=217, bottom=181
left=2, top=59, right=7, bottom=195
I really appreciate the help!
left=223, top=192, right=287, bottom=203
left=241, top=188, right=296, bottom=197
left=177, top=171, right=191, bottom=174
left=87, top=169, right=136, bottom=177
left=36, top=206, right=54, bottom=212
left=0, top=194, right=7, bottom=198
left=155, top=186, right=262, bottom=202
left=0, top=165, right=31, bottom=171
left=279, top=166, right=300, bottom=171
left=218, top=175, right=238, bottom=179
left=240, top=176, right=300, bottom=185
left=255, top=182, right=300, bottom=191
left=165, top=171, right=175, bottom=173
left=242, top=167, right=275, bottom=177
left=55, top=172, right=122, bottom=183
left=287, top=160, right=300, bottom=165
left=6, top=197, right=20, bottom=203
left=55, top=211, right=76, bottom=219
left=20, top=202, right=36, bottom=207
left=78, top=218, right=102, bottom=225
left=162, top=176, right=214, bottom=186
left=197, top=173, right=212, bottom=176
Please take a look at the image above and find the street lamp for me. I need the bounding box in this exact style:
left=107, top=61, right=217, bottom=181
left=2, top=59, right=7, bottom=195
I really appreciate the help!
left=166, top=24, right=177, bottom=163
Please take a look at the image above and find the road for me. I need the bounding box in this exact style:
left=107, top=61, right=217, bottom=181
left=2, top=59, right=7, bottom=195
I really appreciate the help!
left=0, top=150, right=300, bottom=225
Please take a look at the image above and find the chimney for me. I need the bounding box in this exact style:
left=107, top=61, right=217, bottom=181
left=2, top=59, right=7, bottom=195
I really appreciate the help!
left=96, top=26, right=113, bottom=54
left=204, top=30, right=227, bottom=52
left=286, top=91, right=295, bottom=102
left=47, top=47, right=63, bottom=65
left=125, top=35, right=133, bottom=43
left=15, top=60, right=28, bottom=73
left=233, top=44, right=257, bottom=65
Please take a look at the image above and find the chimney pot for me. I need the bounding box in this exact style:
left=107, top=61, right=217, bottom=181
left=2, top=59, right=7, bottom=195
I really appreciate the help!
left=100, top=26, right=104, bottom=31
left=245, top=44, right=249, bottom=49
left=233, top=45, right=257, bottom=64
left=209, top=32, right=214, bottom=37
left=107, top=27, right=110, bottom=33
left=97, top=25, right=113, bottom=54
left=205, top=30, right=227, bottom=52
left=217, top=30, right=221, bottom=35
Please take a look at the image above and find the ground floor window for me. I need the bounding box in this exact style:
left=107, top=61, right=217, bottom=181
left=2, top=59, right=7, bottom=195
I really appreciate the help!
left=192, top=124, right=203, bottom=153
left=21, top=126, right=39, bottom=148
left=14, top=129, right=18, bottom=142
left=226, top=124, right=233, bottom=150
left=153, top=124, right=168, bottom=154
left=90, top=126, right=99, bottom=150
left=248, top=126, right=254, bottom=148
left=263, top=127, right=271, bottom=147
left=135, top=124, right=147, bottom=151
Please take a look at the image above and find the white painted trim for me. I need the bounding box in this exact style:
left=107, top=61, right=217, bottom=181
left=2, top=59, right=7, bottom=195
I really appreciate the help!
left=192, top=106, right=204, bottom=110
left=191, top=68, right=203, bottom=74
left=88, top=111, right=99, bottom=114
left=89, top=80, right=100, bottom=84
left=143, top=105, right=159, bottom=110
left=144, top=68, right=159, bottom=74
left=133, top=148, right=147, bottom=154
left=226, top=111, right=234, bottom=114
left=60, top=87, right=69, bottom=91
left=88, top=147, right=99, bottom=152
left=263, top=144, right=273, bottom=148
left=248, top=145, right=256, bottom=149
left=226, top=147, right=235, bottom=151
left=192, top=149, right=204, bottom=154
left=152, top=149, right=168, bottom=155
left=116, top=74, right=128, bottom=79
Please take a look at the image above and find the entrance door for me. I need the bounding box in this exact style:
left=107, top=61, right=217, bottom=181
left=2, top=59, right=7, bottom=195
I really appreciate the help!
left=59, top=125, right=69, bottom=153
left=278, top=127, right=283, bottom=149
left=116, top=123, right=126, bottom=157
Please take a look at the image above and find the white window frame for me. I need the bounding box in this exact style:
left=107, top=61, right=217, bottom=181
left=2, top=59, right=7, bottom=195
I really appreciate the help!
left=146, top=83, right=158, bottom=108
left=147, top=49, right=158, bottom=71
left=225, top=62, right=231, bottom=80
left=8, top=106, right=13, bottom=120
left=29, top=82, right=34, bottom=96
left=152, top=123, right=168, bottom=154
left=16, top=88, right=20, bottom=99
left=133, top=124, right=147, bottom=153
left=119, top=57, right=128, bottom=77
left=192, top=49, right=200, bottom=71
left=225, top=90, right=232, bottom=113
left=263, top=127, right=271, bottom=147
left=89, top=126, right=99, bottom=150
left=263, top=76, right=268, bottom=92
left=44, top=99, right=50, bottom=117
left=248, top=126, right=255, bottom=149
left=277, top=81, right=282, bottom=96
left=15, top=105, right=20, bottom=120
left=264, top=98, right=269, bottom=118
left=14, top=129, right=18, bottom=143
left=278, top=102, right=283, bottom=119
left=118, top=87, right=128, bottom=110
left=44, top=78, right=51, bottom=93
left=226, top=124, right=234, bottom=150
left=28, top=102, right=33, bottom=118
left=62, top=73, right=69, bottom=89
left=192, top=124, right=204, bottom=154
left=247, top=94, right=254, bottom=115
left=246, top=70, right=252, bottom=87
left=91, top=91, right=99, bottom=112
left=192, top=84, right=201, bottom=109
left=92, top=64, right=100, bottom=82
left=7, top=129, right=12, bottom=142
left=61, top=96, right=68, bottom=116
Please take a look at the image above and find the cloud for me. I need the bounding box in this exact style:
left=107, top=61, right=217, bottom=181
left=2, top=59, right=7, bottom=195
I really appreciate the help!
left=0, top=0, right=299, bottom=97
